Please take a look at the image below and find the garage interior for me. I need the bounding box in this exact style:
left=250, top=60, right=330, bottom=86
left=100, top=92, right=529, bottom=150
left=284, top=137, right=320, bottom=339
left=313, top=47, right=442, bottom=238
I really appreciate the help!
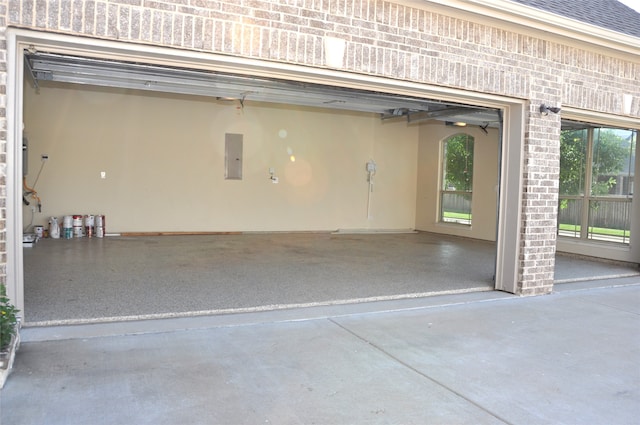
left=20, top=51, right=640, bottom=325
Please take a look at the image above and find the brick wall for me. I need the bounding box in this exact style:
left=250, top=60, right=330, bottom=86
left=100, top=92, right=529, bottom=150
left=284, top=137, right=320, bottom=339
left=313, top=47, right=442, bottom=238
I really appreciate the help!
left=0, top=0, right=638, bottom=295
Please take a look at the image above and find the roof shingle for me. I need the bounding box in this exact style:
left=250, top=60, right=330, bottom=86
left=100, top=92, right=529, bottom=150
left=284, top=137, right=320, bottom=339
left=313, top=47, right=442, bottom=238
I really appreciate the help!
left=510, top=0, right=640, bottom=38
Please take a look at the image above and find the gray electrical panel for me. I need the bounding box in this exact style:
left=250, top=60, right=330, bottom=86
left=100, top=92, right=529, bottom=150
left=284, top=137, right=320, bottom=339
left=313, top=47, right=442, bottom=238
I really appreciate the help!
left=225, top=133, right=243, bottom=180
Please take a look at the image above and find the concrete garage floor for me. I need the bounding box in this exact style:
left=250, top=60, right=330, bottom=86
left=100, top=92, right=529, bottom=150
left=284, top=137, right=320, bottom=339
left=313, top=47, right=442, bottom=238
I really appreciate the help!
left=22, top=232, right=639, bottom=325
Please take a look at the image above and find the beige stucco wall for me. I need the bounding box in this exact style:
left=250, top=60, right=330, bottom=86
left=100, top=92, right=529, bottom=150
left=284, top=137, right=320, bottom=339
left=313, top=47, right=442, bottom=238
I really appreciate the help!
left=23, top=82, right=419, bottom=233
left=415, top=123, right=500, bottom=241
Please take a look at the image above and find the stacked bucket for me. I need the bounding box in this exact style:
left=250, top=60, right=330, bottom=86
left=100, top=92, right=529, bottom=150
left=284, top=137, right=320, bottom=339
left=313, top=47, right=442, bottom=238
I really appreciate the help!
left=58, top=215, right=105, bottom=239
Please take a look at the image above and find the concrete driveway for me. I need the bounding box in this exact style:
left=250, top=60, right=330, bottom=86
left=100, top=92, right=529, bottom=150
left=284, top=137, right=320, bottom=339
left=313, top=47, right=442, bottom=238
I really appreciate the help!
left=2, top=276, right=639, bottom=424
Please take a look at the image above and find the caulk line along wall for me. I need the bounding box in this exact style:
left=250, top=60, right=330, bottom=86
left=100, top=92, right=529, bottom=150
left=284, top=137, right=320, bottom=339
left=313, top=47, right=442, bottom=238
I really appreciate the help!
left=1, top=0, right=639, bottom=296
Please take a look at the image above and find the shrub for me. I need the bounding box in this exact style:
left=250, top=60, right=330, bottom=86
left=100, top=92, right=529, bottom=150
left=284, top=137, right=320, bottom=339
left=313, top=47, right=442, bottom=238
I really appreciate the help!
left=0, top=285, right=19, bottom=352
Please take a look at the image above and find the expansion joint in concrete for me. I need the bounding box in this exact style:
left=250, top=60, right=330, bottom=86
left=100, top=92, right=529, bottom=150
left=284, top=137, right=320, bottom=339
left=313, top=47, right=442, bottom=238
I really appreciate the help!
left=327, top=318, right=515, bottom=425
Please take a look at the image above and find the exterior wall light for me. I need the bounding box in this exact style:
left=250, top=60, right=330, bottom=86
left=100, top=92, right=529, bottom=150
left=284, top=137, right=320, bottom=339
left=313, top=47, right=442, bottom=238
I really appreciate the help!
left=540, top=104, right=561, bottom=115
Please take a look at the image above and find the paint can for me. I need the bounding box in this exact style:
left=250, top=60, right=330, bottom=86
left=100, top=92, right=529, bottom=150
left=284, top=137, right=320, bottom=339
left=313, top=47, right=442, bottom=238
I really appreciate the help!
left=84, top=215, right=95, bottom=238
left=33, top=225, right=44, bottom=238
left=95, top=215, right=105, bottom=238
left=72, top=215, right=84, bottom=238
left=62, top=215, right=73, bottom=239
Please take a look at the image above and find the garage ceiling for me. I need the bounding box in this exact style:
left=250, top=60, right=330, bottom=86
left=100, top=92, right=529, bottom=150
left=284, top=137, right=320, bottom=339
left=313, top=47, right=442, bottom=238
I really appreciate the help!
left=24, top=51, right=500, bottom=127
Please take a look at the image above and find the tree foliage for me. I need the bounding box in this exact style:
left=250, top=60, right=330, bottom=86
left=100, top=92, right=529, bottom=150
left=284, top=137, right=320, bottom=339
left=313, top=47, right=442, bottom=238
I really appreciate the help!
left=559, top=130, right=587, bottom=196
left=443, top=134, right=474, bottom=191
left=560, top=128, right=630, bottom=197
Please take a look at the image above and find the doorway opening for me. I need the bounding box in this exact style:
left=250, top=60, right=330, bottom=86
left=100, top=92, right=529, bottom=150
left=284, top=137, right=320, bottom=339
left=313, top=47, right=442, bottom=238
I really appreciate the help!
left=7, top=29, right=529, bottom=324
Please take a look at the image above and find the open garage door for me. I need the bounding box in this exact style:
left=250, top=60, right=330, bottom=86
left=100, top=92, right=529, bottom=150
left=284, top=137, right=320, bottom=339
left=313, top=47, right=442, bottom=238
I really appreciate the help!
left=5, top=33, right=531, bottom=324
left=25, top=51, right=500, bottom=125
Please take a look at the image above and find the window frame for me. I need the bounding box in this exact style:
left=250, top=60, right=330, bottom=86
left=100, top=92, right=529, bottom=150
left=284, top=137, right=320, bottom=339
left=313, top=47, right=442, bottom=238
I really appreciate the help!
left=439, top=133, right=475, bottom=226
left=558, top=124, right=636, bottom=245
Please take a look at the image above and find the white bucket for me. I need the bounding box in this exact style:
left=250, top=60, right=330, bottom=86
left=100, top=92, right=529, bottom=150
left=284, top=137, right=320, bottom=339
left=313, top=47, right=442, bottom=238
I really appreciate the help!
left=62, top=215, right=73, bottom=239
left=95, top=215, right=105, bottom=238
left=72, top=215, right=83, bottom=237
left=63, top=215, right=73, bottom=228
left=84, top=215, right=95, bottom=238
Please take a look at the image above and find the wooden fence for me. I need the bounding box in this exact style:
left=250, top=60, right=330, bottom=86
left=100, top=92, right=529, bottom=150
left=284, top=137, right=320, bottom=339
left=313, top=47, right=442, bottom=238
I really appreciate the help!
left=558, top=198, right=632, bottom=230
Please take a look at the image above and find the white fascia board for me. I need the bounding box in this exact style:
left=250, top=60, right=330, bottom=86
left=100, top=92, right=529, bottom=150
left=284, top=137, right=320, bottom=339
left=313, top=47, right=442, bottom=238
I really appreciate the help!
left=400, top=0, right=640, bottom=57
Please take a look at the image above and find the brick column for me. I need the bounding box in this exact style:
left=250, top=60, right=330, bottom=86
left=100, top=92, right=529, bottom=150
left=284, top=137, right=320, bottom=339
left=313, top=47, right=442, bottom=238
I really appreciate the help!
left=518, top=90, right=562, bottom=295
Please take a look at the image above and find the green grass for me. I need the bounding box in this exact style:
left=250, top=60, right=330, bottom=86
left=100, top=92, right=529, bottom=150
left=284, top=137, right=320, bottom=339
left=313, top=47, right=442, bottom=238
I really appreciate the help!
left=558, top=223, right=630, bottom=237
left=442, top=211, right=472, bottom=220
